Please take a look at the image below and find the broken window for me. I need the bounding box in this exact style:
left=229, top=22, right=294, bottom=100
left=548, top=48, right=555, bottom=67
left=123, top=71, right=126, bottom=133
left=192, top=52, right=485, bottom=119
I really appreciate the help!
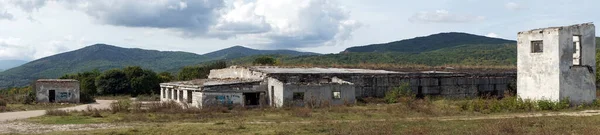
left=531, top=40, right=543, bottom=53
left=332, top=91, right=341, bottom=99
left=573, top=36, right=582, bottom=65
left=293, top=92, right=304, bottom=101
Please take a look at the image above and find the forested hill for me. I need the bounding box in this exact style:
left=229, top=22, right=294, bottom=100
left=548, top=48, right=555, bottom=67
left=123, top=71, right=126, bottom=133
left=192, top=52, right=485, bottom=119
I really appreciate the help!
left=0, top=44, right=319, bottom=89
left=203, top=46, right=319, bottom=60
left=344, top=32, right=516, bottom=53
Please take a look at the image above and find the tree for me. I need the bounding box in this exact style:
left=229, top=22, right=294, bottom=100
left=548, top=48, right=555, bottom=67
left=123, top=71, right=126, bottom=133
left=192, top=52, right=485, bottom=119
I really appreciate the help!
left=253, top=56, right=276, bottom=65
left=129, top=70, right=161, bottom=96
left=158, top=72, right=174, bottom=83
left=95, top=69, right=129, bottom=95
left=60, top=69, right=100, bottom=103
left=177, top=61, right=227, bottom=81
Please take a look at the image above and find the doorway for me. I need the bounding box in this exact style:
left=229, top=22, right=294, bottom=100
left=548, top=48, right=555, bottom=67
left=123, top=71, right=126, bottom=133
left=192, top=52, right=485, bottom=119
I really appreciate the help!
left=244, top=93, right=260, bottom=106
left=49, top=90, right=55, bottom=103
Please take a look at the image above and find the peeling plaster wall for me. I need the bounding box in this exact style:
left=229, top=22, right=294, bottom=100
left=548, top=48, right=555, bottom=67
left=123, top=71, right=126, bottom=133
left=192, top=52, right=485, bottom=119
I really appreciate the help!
left=282, top=83, right=355, bottom=106
left=199, top=92, right=244, bottom=108
left=35, top=81, right=80, bottom=103
left=270, top=73, right=514, bottom=99
left=268, top=77, right=285, bottom=107
left=558, top=24, right=596, bottom=104
left=518, top=23, right=596, bottom=104
left=208, top=67, right=265, bottom=79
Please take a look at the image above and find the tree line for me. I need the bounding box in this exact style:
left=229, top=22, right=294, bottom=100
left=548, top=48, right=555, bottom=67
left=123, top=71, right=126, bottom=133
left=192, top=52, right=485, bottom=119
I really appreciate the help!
left=58, top=61, right=227, bottom=103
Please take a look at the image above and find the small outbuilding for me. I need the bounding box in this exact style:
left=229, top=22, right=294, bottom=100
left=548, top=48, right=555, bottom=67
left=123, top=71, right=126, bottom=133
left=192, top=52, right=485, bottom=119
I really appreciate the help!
left=35, top=79, right=80, bottom=103
left=517, top=23, right=596, bottom=104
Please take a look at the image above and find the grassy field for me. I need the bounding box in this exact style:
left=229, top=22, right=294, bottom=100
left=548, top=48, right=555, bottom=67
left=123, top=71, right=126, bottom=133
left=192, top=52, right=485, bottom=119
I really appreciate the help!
left=44, top=112, right=600, bottom=135
left=23, top=95, right=600, bottom=134
left=1, top=103, right=78, bottom=112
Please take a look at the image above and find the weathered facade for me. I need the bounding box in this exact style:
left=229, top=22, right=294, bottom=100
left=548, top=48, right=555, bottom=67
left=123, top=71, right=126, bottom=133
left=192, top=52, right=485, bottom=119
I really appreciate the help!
left=35, top=79, right=80, bottom=103
left=160, top=79, right=266, bottom=108
left=517, top=23, right=596, bottom=104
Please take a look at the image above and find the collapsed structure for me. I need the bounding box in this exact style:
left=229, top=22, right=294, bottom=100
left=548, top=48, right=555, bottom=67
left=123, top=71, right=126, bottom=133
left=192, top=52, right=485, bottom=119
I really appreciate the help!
left=517, top=23, right=596, bottom=104
left=161, top=66, right=515, bottom=108
left=35, top=79, right=80, bottom=103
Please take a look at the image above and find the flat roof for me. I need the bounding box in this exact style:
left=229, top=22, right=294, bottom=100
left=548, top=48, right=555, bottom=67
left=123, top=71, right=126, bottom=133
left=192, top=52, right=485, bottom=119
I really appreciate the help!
left=518, top=23, right=594, bottom=33
left=250, top=66, right=403, bottom=74
left=37, top=79, right=78, bottom=82
left=162, top=78, right=262, bottom=87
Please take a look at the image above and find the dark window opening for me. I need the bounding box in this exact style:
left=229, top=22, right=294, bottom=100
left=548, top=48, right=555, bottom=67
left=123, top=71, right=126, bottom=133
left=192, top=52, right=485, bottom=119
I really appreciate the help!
left=187, top=91, right=193, bottom=103
left=416, top=86, right=424, bottom=99
left=531, top=40, right=543, bottom=53
left=270, top=86, right=275, bottom=106
left=244, top=93, right=260, bottom=106
left=293, top=92, right=304, bottom=101
left=49, top=90, right=56, bottom=103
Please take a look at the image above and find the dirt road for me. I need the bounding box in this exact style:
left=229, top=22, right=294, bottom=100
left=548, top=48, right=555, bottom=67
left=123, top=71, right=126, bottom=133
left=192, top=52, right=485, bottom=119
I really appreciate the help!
left=0, top=100, right=115, bottom=122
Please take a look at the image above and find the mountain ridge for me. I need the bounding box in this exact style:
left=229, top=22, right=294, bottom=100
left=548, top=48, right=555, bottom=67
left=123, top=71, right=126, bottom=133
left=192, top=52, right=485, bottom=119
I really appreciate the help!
left=0, top=44, right=319, bottom=89
left=345, top=32, right=516, bottom=53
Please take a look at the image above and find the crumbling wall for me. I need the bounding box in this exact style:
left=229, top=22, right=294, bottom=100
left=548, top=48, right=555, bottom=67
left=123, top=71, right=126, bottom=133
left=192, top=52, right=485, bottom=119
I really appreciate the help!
left=269, top=73, right=516, bottom=99
left=208, top=67, right=265, bottom=79
left=35, top=81, right=80, bottom=103
left=282, top=83, right=355, bottom=107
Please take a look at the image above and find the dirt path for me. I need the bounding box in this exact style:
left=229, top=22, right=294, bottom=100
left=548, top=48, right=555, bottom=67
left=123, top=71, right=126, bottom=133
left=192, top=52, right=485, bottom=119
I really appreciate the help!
left=0, top=100, right=115, bottom=122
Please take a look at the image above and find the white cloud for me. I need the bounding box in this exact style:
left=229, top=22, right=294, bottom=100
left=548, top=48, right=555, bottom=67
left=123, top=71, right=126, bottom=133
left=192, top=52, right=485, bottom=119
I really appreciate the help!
left=8, top=0, right=47, bottom=13
left=505, top=2, right=523, bottom=11
left=210, top=0, right=361, bottom=48
left=409, top=10, right=485, bottom=23
left=65, top=0, right=225, bottom=35
left=0, top=36, right=86, bottom=60
left=0, top=10, right=13, bottom=20
left=485, top=33, right=500, bottom=38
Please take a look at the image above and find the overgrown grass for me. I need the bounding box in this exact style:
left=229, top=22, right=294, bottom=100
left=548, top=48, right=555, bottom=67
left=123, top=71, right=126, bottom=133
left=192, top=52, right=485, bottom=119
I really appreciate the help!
left=47, top=115, right=600, bottom=135
left=1, top=103, right=78, bottom=112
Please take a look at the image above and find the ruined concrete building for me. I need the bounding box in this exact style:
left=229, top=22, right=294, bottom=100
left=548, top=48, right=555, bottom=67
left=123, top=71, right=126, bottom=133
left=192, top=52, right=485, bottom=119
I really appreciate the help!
left=35, top=79, right=80, bottom=103
left=161, top=66, right=515, bottom=108
left=518, top=23, right=596, bottom=104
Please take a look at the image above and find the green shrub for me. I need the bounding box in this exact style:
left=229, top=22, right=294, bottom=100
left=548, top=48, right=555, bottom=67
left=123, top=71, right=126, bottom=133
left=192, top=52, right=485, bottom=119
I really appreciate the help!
left=384, top=83, right=412, bottom=104
left=0, top=98, right=6, bottom=107
left=110, top=99, right=132, bottom=113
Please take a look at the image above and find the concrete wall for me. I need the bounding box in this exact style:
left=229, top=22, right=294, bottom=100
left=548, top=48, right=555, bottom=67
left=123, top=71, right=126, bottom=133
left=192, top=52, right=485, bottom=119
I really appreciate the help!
left=280, top=83, right=355, bottom=107
left=35, top=81, right=80, bottom=103
left=269, top=73, right=514, bottom=99
left=208, top=67, right=265, bottom=79
left=268, top=77, right=285, bottom=107
left=518, top=23, right=596, bottom=104
left=558, top=24, right=596, bottom=104
left=198, top=92, right=244, bottom=108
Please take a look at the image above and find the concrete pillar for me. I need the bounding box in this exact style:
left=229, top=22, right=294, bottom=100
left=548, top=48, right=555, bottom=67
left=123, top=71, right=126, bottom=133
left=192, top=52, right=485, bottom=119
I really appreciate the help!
left=160, top=87, right=164, bottom=100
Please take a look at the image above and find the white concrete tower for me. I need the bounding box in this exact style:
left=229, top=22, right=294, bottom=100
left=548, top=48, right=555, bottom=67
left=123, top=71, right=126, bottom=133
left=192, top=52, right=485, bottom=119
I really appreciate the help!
left=517, top=23, right=596, bottom=104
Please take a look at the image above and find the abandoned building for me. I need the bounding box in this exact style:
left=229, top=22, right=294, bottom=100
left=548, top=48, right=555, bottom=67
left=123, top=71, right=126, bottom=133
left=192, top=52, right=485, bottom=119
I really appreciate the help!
left=35, top=79, right=80, bottom=103
left=517, top=23, right=596, bottom=104
left=161, top=66, right=515, bottom=108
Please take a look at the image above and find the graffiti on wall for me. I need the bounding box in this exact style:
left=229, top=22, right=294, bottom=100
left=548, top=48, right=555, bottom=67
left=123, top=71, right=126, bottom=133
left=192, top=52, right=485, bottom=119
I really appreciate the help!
left=58, top=92, right=70, bottom=100
left=215, top=95, right=241, bottom=105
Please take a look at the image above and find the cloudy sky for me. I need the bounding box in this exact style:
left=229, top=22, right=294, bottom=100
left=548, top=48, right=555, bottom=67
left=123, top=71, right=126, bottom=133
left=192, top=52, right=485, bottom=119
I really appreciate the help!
left=0, top=0, right=598, bottom=61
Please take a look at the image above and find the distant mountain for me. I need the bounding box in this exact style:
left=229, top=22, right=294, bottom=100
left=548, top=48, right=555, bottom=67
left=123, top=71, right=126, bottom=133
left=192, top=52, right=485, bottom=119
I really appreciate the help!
left=203, top=46, right=319, bottom=60
left=0, top=60, right=28, bottom=71
left=0, top=44, right=320, bottom=89
left=344, top=32, right=516, bottom=53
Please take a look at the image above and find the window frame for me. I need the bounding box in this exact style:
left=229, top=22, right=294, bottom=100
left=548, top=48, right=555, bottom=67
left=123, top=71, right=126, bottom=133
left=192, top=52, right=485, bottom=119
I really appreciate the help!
left=531, top=40, right=544, bottom=53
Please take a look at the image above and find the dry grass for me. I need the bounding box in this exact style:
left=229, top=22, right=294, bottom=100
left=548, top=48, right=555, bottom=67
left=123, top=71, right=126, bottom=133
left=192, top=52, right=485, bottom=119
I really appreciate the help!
left=46, top=109, right=70, bottom=116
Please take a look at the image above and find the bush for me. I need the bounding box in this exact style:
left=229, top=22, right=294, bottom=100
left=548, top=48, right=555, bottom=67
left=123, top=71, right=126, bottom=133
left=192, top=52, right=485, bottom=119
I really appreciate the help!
left=0, top=98, right=6, bottom=107
left=80, top=92, right=96, bottom=104
left=46, top=109, right=70, bottom=116
left=384, top=83, right=412, bottom=104
left=110, top=99, right=132, bottom=113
